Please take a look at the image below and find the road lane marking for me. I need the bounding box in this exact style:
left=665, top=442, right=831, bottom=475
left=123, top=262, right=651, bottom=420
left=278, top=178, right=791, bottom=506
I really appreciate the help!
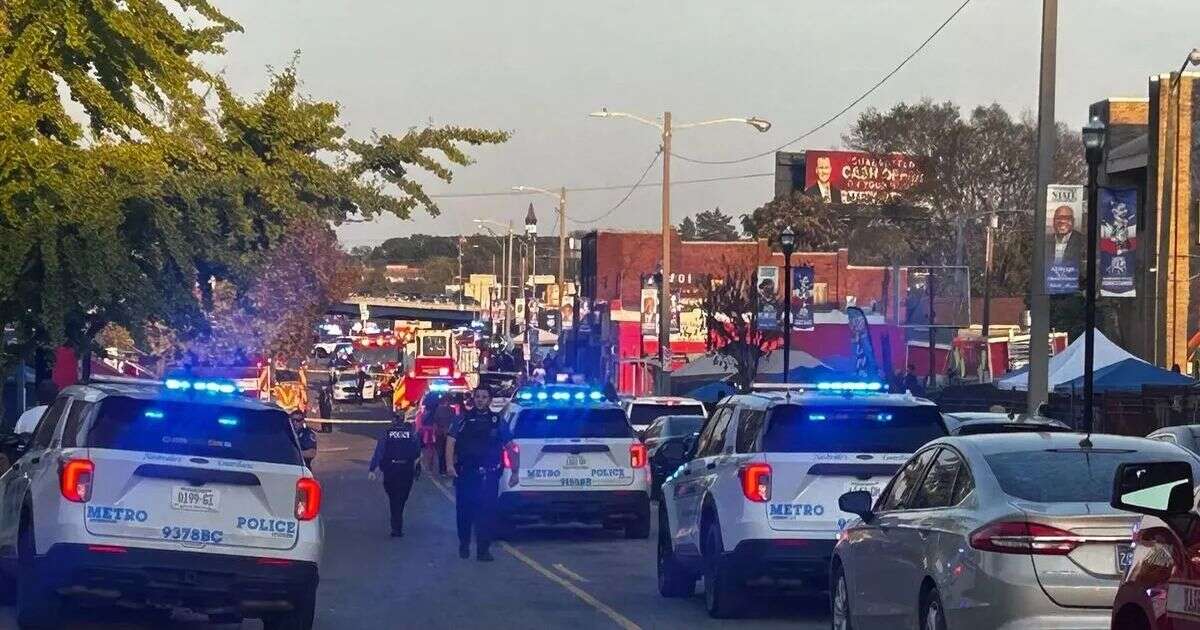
left=553, top=563, right=590, bottom=583
left=428, top=477, right=642, bottom=630
left=317, top=447, right=350, bottom=453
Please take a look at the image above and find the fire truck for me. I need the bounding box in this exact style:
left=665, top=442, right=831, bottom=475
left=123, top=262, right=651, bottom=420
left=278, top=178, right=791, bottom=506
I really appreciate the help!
left=392, top=329, right=469, bottom=412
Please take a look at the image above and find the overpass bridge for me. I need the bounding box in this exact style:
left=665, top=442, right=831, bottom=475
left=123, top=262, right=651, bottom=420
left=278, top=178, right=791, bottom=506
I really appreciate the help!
left=329, top=295, right=482, bottom=326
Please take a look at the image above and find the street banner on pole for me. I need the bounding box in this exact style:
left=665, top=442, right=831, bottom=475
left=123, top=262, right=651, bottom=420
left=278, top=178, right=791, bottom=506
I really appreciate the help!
left=1045, top=184, right=1085, bottom=294
left=846, top=307, right=878, bottom=378
left=756, top=266, right=779, bottom=330
left=640, top=288, right=658, bottom=334
left=792, top=266, right=815, bottom=331
left=1099, top=187, right=1138, bottom=298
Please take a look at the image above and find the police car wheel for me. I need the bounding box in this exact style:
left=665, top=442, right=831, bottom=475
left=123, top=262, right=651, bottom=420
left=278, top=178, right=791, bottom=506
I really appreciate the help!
left=16, top=519, right=62, bottom=629
left=702, top=518, right=745, bottom=619
left=656, top=514, right=695, bottom=598
left=625, top=512, right=650, bottom=539
left=260, top=582, right=316, bottom=630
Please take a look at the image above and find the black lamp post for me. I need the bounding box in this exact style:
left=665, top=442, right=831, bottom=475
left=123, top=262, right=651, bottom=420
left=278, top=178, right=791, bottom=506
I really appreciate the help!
left=1081, top=115, right=1106, bottom=432
left=779, top=227, right=796, bottom=383
left=524, top=204, right=538, bottom=375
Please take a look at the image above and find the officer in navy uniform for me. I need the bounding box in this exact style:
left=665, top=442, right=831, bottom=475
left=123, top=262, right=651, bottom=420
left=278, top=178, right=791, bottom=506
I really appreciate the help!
left=369, top=414, right=422, bottom=537
left=446, top=386, right=518, bottom=561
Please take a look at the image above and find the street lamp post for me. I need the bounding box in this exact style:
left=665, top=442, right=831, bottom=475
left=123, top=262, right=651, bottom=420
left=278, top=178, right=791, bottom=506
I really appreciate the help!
left=1081, top=116, right=1106, bottom=433
left=513, top=186, right=568, bottom=321
left=474, top=219, right=515, bottom=342
left=778, top=227, right=796, bottom=383
left=590, top=109, right=771, bottom=394
left=525, top=206, right=538, bottom=374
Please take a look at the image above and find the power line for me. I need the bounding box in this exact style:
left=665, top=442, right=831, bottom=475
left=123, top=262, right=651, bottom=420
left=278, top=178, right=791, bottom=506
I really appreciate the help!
left=568, top=149, right=662, bottom=224
left=670, top=0, right=974, bottom=166
left=426, top=170, right=771, bottom=200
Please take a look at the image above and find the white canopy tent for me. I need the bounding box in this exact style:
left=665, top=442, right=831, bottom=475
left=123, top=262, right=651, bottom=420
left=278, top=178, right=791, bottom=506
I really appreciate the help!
left=996, top=329, right=1144, bottom=391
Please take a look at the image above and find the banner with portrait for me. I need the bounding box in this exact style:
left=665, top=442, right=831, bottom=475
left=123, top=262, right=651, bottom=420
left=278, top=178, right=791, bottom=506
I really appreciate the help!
left=791, top=266, right=815, bottom=331
left=803, top=150, right=925, bottom=205
left=1099, top=187, right=1138, bottom=298
left=1045, top=184, right=1085, bottom=295
left=639, top=288, right=658, bottom=334
left=846, top=307, right=878, bottom=378
left=756, top=266, right=780, bottom=330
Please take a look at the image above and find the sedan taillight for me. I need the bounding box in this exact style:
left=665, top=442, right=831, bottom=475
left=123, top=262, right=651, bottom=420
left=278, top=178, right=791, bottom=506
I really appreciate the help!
left=738, top=463, right=771, bottom=503
left=969, top=521, right=1082, bottom=555
left=295, top=477, right=322, bottom=521
left=630, top=443, right=648, bottom=469
left=60, top=458, right=94, bottom=503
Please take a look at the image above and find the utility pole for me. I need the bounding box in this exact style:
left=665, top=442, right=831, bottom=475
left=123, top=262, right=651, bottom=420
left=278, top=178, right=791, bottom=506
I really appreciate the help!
left=659, top=111, right=673, bottom=394
left=982, top=212, right=997, bottom=381
left=1028, top=0, right=1058, bottom=415
left=505, top=224, right=514, bottom=339
left=456, top=235, right=465, bottom=308
left=558, top=188, right=567, bottom=318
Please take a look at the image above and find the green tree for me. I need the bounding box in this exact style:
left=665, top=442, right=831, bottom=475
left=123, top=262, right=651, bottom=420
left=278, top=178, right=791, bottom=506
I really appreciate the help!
left=357, top=266, right=394, bottom=297
left=679, top=216, right=698, bottom=240
left=693, top=208, right=740, bottom=241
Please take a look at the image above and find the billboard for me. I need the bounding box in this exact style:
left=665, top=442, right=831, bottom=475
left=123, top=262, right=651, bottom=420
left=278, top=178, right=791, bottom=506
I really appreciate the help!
left=1099, top=187, right=1138, bottom=298
left=791, top=266, right=815, bottom=331
left=1045, top=184, right=1085, bottom=295
left=756, top=266, right=780, bottom=330
left=804, top=150, right=925, bottom=205
left=640, top=288, right=658, bottom=334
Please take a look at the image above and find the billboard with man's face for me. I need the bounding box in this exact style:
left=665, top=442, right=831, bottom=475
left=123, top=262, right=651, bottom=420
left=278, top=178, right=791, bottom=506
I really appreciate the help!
left=803, top=150, right=925, bottom=205
left=1045, top=184, right=1085, bottom=295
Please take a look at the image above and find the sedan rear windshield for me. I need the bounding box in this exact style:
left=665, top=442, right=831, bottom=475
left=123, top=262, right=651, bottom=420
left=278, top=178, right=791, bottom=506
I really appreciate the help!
left=630, top=404, right=704, bottom=426
left=87, top=397, right=301, bottom=465
left=985, top=449, right=1159, bottom=503
left=663, top=416, right=705, bottom=437
left=514, top=408, right=633, bottom=439
left=762, top=405, right=947, bottom=453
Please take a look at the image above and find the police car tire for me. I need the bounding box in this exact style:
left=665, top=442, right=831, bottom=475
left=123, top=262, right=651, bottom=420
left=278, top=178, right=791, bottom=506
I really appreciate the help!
left=702, top=519, right=745, bottom=619
left=261, top=581, right=316, bottom=630
left=16, top=521, right=61, bottom=629
left=625, top=513, right=651, bottom=539
left=657, top=514, right=695, bottom=598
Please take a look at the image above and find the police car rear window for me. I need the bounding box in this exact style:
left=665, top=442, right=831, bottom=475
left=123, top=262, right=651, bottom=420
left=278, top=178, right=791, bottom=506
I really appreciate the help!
left=514, top=408, right=633, bottom=439
left=761, top=405, right=947, bottom=453
left=630, top=404, right=704, bottom=426
left=87, top=397, right=302, bottom=465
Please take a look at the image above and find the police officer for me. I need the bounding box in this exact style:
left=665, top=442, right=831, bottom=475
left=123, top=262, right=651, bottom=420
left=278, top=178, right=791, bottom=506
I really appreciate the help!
left=368, top=414, right=422, bottom=537
left=446, top=386, right=518, bottom=561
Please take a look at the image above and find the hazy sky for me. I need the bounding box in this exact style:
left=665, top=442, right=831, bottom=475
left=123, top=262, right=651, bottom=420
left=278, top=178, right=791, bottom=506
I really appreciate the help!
left=211, top=0, right=1200, bottom=245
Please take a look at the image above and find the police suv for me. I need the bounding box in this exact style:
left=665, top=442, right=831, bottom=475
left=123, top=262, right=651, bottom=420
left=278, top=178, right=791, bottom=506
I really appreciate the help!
left=656, top=382, right=947, bottom=618
left=0, top=377, right=323, bottom=629
left=498, top=385, right=652, bottom=539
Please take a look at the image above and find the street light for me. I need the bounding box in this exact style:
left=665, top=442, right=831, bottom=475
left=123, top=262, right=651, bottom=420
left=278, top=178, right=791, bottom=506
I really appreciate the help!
left=513, top=186, right=569, bottom=322
left=474, top=219, right=515, bottom=342
left=778, top=227, right=796, bottom=384
left=591, top=108, right=772, bottom=394
left=1081, top=115, right=1106, bottom=433
left=524, top=204, right=538, bottom=374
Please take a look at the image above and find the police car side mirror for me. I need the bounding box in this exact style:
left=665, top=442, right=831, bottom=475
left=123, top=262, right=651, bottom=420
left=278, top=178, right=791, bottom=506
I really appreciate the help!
left=839, top=491, right=875, bottom=522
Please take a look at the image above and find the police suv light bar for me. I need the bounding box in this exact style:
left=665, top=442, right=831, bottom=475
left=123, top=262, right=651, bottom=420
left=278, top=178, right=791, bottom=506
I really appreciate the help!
left=164, top=377, right=242, bottom=395
left=750, top=381, right=884, bottom=393
left=515, top=385, right=606, bottom=403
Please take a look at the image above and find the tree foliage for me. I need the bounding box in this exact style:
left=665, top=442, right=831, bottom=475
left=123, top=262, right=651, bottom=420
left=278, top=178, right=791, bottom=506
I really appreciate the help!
left=679, top=216, right=698, bottom=241
left=700, top=266, right=782, bottom=392
left=691, top=208, right=740, bottom=241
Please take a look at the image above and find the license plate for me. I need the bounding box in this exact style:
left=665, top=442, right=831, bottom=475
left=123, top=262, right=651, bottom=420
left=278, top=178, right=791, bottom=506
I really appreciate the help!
left=1116, top=543, right=1135, bottom=573
left=847, top=482, right=883, bottom=499
left=171, top=486, right=219, bottom=512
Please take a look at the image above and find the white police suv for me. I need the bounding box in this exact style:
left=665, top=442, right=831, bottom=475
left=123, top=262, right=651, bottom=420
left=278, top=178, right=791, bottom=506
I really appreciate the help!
left=656, top=381, right=947, bottom=618
left=0, top=377, right=323, bottom=629
left=498, top=385, right=652, bottom=539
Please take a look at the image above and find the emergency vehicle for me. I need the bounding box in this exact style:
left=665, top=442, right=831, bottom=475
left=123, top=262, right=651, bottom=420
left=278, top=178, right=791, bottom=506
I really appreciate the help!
left=392, top=329, right=469, bottom=412
left=0, top=376, right=322, bottom=628
left=258, top=365, right=309, bottom=414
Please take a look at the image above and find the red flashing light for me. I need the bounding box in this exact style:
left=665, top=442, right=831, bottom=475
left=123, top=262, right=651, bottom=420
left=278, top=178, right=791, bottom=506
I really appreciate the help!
left=738, top=463, right=771, bottom=503
left=630, top=443, right=647, bottom=468
left=257, top=557, right=294, bottom=566
left=87, top=545, right=127, bottom=554
left=295, top=477, right=322, bottom=521
left=60, top=458, right=94, bottom=503
left=969, top=521, right=1082, bottom=556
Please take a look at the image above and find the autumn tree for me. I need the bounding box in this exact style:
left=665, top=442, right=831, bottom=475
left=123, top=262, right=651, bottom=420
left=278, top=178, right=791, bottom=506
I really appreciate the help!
left=700, top=266, right=783, bottom=392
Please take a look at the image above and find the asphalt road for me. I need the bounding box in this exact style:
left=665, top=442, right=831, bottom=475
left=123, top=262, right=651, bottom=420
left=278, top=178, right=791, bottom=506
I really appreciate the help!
left=0, top=398, right=832, bottom=629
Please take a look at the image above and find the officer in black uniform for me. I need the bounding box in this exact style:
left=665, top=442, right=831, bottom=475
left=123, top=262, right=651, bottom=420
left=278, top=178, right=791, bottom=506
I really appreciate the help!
left=368, top=414, right=422, bottom=537
left=446, top=386, right=517, bottom=561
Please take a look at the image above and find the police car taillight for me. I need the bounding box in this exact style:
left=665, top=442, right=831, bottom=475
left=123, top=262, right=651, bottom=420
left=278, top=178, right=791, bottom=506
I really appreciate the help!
left=60, top=458, right=94, bottom=503
left=629, top=443, right=647, bottom=468
left=295, top=477, right=322, bottom=521
left=503, top=444, right=519, bottom=469
left=738, top=463, right=771, bottom=503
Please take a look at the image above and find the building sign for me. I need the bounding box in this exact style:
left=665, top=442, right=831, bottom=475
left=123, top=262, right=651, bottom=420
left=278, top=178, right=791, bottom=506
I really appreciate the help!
left=640, top=288, right=658, bottom=334
left=1099, top=187, right=1138, bottom=298
left=756, top=266, right=780, bottom=330
left=792, top=266, right=815, bottom=331
left=1045, top=184, right=1085, bottom=295
left=804, top=150, right=925, bottom=205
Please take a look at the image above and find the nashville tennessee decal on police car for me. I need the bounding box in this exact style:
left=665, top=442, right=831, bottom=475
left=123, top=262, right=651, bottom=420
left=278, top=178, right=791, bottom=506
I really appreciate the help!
left=768, top=503, right=826, bottom=518
left=237, top=516, right=299, bottom=538
left=86, top=505, right=149, bottom=524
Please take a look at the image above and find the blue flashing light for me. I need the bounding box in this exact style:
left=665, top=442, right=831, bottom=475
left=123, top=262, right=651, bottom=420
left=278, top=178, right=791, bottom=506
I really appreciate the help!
left=164, top=377, right=242, bottom=396
left=815, top=381, right=883, bottom=392
left=535, top=392, right=549, bottom=401
left=876, top=413, right=894, bottom=422
left=428, top=382, right=451, bottom=393
left=546, top=414, right=559, bottom=420
left=551, top=391, right=570, bottom=401
left=518, top=391, right=534, bottom=401
left=573, top=392, right=586, bottom=401
left=217, top=383, right=236, bottom=395
left=217, top=417, right=239, bottom=426
left=808, top=414, right=827, bottom=421
left=588, top=391, right=604, bottom=401
left=144, top=409, right=165, bottom=420
left=165, top=378, right=189, bottom=391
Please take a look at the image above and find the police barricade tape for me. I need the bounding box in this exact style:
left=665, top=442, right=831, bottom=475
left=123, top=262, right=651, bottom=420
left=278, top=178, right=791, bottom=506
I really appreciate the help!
left=302, top=416, right=393, bottom=425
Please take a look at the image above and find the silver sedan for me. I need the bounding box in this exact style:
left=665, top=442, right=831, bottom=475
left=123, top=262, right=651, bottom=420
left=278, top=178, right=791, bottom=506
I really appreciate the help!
left=830, top=432, right=1199, bottom=630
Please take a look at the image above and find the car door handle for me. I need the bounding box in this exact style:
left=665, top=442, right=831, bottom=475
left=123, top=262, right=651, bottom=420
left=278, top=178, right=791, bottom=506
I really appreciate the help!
left=705, top=462, right=716, bottom=470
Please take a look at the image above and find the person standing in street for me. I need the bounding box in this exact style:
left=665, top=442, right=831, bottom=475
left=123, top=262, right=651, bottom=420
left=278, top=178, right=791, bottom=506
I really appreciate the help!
left=445, top=386, right=518, bottom=561
left=369, top=414, right=422, bottom=537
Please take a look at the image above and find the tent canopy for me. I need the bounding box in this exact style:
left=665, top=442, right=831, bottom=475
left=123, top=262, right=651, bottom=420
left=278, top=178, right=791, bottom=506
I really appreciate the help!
left=997, top=329, right=1142, bottom=391
left=1056, top=358, right=1194, bottom=392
